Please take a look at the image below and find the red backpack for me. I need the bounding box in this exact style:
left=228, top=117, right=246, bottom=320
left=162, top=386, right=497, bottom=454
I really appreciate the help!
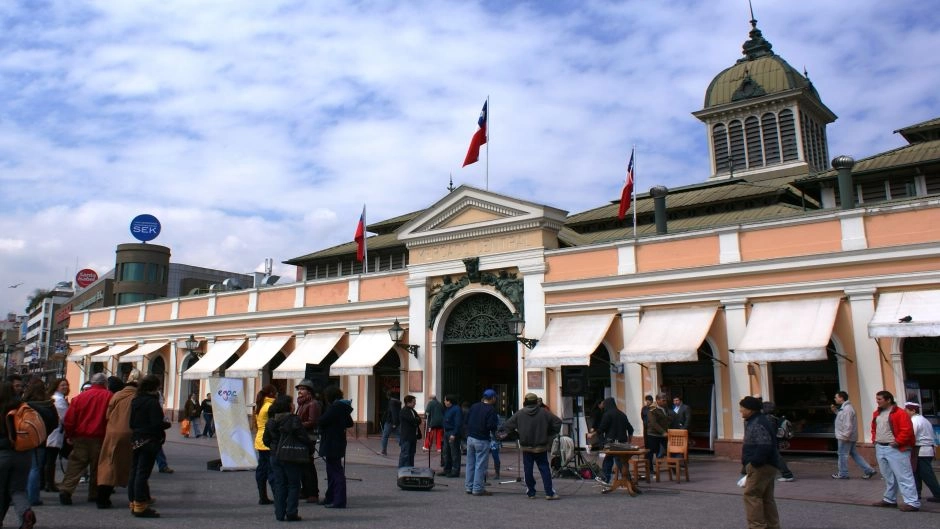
left=6, top=403, right=47, bottom=451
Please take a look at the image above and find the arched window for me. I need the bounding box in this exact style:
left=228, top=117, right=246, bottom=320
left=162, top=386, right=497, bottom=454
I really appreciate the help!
left=728, top=120, right=745, bottom=173
left=779, top=109, right=798, bottom=161
left=761, top=113, right=780, bottom=164
left=745, top=116, right=764, bottom=168
left=713, top=123, right=729, bottom=173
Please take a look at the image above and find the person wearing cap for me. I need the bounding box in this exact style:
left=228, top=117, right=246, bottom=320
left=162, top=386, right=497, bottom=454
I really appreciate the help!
left=739, top=395, right=781, bottom=529
left=59, top=372, right=113, bottom=506
left=832, top=391, right=877, bottom=480
left=200, top=393, right=214, bottom=438
left=870, top=390, right=919, bottom=511
left=503, top=393, right=562, bottom=500
left=903, top=401, right=940, bottom=503
left=294, top=380, right=321, bottom=503
left=464, top=389, right=498, bottom=496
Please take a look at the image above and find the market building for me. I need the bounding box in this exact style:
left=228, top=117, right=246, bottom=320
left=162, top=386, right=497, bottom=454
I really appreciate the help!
left=64, top=18, right=940, bottom=457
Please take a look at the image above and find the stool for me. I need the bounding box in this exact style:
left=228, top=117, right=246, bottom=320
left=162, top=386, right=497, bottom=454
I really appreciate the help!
left=629, top=456, right=650, bottom=483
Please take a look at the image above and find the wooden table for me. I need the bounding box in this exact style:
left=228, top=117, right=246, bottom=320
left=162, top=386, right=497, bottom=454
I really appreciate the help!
left=600, top=449, right=649, bottom=497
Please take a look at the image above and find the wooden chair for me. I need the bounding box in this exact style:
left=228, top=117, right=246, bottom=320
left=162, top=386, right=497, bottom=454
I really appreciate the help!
left=655, top=429, right=690, bottom=483
left=628, top=455, right=650, bottom=483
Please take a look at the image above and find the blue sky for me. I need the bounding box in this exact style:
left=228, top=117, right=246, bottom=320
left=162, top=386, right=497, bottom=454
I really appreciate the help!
left=1, top=0, right=939, bottom=314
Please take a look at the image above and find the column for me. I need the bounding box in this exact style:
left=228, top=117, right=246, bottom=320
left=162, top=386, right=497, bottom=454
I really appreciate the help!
left=845, top=288, right=883, bottom=425
left=723, top=298, right=750, bottom=439
left=618, top=306, right=643, bottom=425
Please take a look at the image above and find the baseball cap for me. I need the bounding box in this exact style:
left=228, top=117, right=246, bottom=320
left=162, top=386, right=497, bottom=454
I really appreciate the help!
left=524, top=393, right=539, bottom=404
left=482, top=389, right=497, bottom=399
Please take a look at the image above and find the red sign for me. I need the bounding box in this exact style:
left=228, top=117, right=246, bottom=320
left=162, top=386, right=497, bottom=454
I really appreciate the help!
left=75, top=268, right=98, bottom=288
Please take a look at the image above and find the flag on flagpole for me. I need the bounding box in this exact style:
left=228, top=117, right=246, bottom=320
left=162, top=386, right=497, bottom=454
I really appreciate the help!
left=354, top=205, right=367, bottom=264
left=617, top=148, right=635, bottom=220
left=462, top=101, right=488, bottom=167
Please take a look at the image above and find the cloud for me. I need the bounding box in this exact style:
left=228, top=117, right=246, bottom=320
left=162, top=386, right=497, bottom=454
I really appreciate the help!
left=1, top=0, right=939, bottom=313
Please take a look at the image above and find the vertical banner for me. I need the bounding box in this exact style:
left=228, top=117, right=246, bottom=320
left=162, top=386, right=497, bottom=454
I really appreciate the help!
left=208, top=377, right=258, bottom=470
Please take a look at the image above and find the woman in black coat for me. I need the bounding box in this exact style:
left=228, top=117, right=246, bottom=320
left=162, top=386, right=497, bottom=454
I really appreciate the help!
left=128, top=375, right=169, bottom=518
left=318, top=386, right=353, bottom=508
left=262, top=394, right=307, bottom=522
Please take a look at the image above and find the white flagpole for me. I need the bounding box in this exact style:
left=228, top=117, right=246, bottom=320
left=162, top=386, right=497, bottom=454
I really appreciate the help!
left=363, top=204, right=368, bottom=274
left=632, top=146, right=638, bottom=239
left=485, top=95, right=490, bottom=190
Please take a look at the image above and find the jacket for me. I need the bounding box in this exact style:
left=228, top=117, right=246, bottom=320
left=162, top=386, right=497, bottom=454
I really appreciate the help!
left=184, top=397, right=200, bottom=419
left=465, top=401, right=497, bottom=442
left=296, top=393, right=322, bottom=435
left=671, top=403, right=692, bottom=430
left=384, top=397, right=401, bottom=427
left=319, top=399, right=353, bottom=459
left=503, top=403, right=562, bottom=453
left=870, top=405, right=915, bottom=451
left=254, top=396, right=275, bottom=451
left=98, top=384, right=137, bottom=487
left=597, top=398, right=634, bottom=443
left=443, top=404, right=463, bottom=438
left=263, top=412, right=309, bottom=460
left=425, top=398, right=444, bottom=428
left=834, top=401, right=858, bottom=442
left=26, top=399, right=59, bottom=447
left=741, top=412, right=780, bottom=469
left=64, top=384, right=112, bottom=440
left=399, top=406, right=422, bottom=442
left=130, top=392, right=168, bottom=444
left=646, top=404, right=671, bottom=437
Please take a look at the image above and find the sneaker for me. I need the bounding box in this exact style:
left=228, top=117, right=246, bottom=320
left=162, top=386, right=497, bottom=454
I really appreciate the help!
left=594, top=476, right=609, bottom=485
left=158, top=467, right=174, bottom=474
left=21, top=508, right=36, bottom=529
left=526, top=493, right=536, bottom=499
left=831, top=474, right=849, bottom=480
left=863, top=470, right=877, bottom=479
left=472, top=490, right=492, bottom=496
left=898, top=503, right=919, bottom=512
left=132, top=507, right=160, bottom=518
left=546, top=494, right=560, bottom=500
left=777, top=477, right=794, bottom=482
left=871, top=500, right=895, bottom=508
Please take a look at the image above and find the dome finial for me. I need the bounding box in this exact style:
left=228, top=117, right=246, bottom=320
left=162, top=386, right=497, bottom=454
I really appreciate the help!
left=740, top=0, right=773, bottom=61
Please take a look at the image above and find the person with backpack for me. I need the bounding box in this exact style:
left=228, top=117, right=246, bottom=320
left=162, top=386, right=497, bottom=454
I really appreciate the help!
left=0, top=381, right=37, bottom=529
left=761, top=401, right=795, bottom=482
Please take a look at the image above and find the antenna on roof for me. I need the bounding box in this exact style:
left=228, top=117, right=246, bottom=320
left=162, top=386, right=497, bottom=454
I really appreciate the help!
left=447, top=173, right=455, bottom=193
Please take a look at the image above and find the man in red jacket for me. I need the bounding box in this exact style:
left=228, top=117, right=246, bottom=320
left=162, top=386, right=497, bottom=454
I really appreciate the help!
left=59, top=373, right=112, bottom=505
left=870, top=390, right=920, bottom=511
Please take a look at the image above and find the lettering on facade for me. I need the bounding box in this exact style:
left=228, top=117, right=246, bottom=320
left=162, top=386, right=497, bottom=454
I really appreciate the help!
left=411, top=233, right=531, bottom=263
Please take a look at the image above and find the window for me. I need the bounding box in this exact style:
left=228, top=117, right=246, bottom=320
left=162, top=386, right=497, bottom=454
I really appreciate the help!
left=120, top=263, right=147, bottom=282
left=116, top=292, right=158, bottom=305
left=761, top=113, right=780, bottom=164
left=713, top=123, right=729, bottom=173
left=728, top=120, right=745, bottom=173
left=745, top=116, right=763, bottom=168
left=779, top=109, right=798, bottom=161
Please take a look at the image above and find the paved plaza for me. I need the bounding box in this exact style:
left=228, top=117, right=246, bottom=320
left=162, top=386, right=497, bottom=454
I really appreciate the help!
left=6, top=435, right=938, bottom=528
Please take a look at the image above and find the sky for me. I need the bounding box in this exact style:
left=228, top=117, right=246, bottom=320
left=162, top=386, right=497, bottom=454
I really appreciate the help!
left=1, top=0, right=939, bottom=316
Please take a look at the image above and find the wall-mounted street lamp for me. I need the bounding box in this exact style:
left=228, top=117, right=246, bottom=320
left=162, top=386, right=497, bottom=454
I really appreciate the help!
left=507, top=311, right=538, bottom=349
left=388, top=319, right=419, bottom=359
left=183, top=334, right=202, bottom=358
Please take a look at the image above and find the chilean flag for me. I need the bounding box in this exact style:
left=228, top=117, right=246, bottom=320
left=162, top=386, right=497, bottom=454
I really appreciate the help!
left=354, top=205, right=366, bottom=262
left=617, top=148, right=635, bottom=220
left=462, top=101, right=488, bottom=167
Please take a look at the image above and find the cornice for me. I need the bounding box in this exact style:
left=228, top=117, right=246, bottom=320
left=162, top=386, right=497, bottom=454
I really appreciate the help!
left=404, top=219, right=565, bottom=248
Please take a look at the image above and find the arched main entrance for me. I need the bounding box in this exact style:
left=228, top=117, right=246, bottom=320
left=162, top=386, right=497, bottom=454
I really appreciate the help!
left=373, top=350, right=402, bottom=433
left=902, top=337, right=940, bottom=417
left=440, top=294, right=518, bottom=417
left=661, top=343, right=716, bottom=452
left=770, top=341, right=840, bottom=452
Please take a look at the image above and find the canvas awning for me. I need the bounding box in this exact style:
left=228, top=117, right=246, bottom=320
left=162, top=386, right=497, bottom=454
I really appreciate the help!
left=119, top=341, right=168, bottom=363
left=89, top=342, right=138, bottom=362
left=273, top=332, right=345, bottom=379
left=869, top=290, right=940, bottom=338
left=224, top=336, right=291, bottom=378
left=329, top=329, right=395, bottom=376
left=733, top=297, right=840, bottom=362
left=66, top=344, right=108, bottom=362
left=525, top=314, right=616, bottom=368
left=621, top=306, right=718, bottom=363
left=182, top=339, right=246, bottom=380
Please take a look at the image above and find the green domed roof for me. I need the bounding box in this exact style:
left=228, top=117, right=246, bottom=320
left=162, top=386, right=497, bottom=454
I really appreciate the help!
left=704, top=20, right=819, bottom=109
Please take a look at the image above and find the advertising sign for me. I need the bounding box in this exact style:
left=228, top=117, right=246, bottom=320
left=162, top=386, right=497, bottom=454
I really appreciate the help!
left=75, top=268, right=98, bottom=288
left=207, top=377, right=257, bottom=471
left=130, top=214, right=161, bottom=242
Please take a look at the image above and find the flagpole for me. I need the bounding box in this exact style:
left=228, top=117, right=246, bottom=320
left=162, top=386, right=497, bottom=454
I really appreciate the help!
left=485, top=95, right=490, bottom=190
left=632, top=145, right=638, bottom=239
left=363, top=204, right=368, bottom=274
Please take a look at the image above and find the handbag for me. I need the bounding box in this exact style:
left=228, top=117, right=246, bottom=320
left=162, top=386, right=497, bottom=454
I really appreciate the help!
left=275, top=434, right=310, bottom=464
left=416, top=426, right=423, bottom=440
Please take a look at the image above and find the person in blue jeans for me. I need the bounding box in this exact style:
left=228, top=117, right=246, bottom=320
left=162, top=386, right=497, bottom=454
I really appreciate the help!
left=380, top=392, right=401, bottom=456
left=263, top=394, right=306, bottom=522
left=502, top=393, right=562, bottom=499
left=464, top=389, right=498, bottom=496
left=23, top=380, right=59, bottom=506
left=398, top=395, right=421, bottom=468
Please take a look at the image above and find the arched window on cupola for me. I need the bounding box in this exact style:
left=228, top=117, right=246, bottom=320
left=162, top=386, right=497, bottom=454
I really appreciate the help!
left=728, top=120, right=745, bottom=173
left=761, top=112, right=780, bottom=164
left=713, top=123, right=729, bottom=173
left=745, top=116, right=763, bottom=168
left=779, top=109, right=798, bottom=162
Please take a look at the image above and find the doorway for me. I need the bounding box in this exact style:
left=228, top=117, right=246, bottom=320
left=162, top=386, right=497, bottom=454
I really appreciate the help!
left=661, top=344, right=716, bottom=452
left=374, top=349, right=402, bottom=433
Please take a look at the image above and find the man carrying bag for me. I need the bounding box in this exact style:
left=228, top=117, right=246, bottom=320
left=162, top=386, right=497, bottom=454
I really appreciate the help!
left=294, top=380, right=321, bottom=504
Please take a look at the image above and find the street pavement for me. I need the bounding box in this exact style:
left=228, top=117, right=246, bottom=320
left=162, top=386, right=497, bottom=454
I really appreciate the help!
left=6, top=434, right=939, bottom=528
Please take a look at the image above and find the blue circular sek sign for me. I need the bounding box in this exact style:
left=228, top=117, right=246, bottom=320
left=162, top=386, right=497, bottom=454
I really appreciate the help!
left=130, top=214, right=161, bottom=242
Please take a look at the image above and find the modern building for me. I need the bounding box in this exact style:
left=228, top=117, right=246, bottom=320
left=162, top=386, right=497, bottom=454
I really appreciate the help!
left=65, top=18, right=940, bottom=458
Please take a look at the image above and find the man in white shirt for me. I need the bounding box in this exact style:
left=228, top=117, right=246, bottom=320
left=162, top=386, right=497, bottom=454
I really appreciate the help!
left=832, top=391, right=877, bottom=479
left=904, top=402, right=940, bottom=503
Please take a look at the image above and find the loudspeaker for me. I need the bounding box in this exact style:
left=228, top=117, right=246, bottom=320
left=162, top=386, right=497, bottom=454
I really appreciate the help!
left=561, top=367, right=588, bottom=397
left=397, top=467, right=435, bottom=490
left=303, top=364, right=330, bottom=394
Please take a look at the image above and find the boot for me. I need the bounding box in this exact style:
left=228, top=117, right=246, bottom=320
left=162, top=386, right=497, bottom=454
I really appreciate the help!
left=43, top=462, right=58, bottom=492
left=258, top=483, right=273, bottom=505
left=96, top=485, right=114, bottom=509
left=131, top=501, right=160, bottom=518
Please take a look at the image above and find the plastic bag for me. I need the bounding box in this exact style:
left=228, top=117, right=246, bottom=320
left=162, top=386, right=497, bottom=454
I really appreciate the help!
left=180, top=418, right=191, bottom=437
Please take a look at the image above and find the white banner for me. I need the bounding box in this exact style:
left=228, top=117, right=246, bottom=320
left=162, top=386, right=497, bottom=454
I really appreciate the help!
left=208, top=377, right=258, bottom=471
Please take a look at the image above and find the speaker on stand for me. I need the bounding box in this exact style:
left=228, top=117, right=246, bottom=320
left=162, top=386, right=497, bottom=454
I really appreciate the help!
left=560, top=367, right=589, bottom=471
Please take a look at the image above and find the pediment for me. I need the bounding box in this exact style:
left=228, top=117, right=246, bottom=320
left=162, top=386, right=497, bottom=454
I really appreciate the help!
left=396, top=185, right=568, bottom=247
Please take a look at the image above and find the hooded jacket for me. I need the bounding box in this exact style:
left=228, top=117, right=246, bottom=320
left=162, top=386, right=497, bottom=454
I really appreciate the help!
left=319, top=399, right=354, bottom=459
left=597, top=397, right=634, bottom=443
left=503, top=401, right=562, bottom=453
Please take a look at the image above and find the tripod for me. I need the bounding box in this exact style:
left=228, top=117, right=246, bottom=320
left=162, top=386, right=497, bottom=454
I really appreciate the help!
left=569, top=396, right=588, bottom=468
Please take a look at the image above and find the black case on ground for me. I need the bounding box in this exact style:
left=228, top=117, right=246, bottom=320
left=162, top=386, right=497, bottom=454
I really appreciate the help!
left=397, top=467, right=435, bottom=490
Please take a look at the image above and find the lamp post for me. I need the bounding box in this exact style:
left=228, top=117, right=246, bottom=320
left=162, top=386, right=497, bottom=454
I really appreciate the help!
left=388, top=319, right=419, bottom=358
left=183, top=334, right=201, bottom=358
left=507, top=311, right=538, bottom=349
